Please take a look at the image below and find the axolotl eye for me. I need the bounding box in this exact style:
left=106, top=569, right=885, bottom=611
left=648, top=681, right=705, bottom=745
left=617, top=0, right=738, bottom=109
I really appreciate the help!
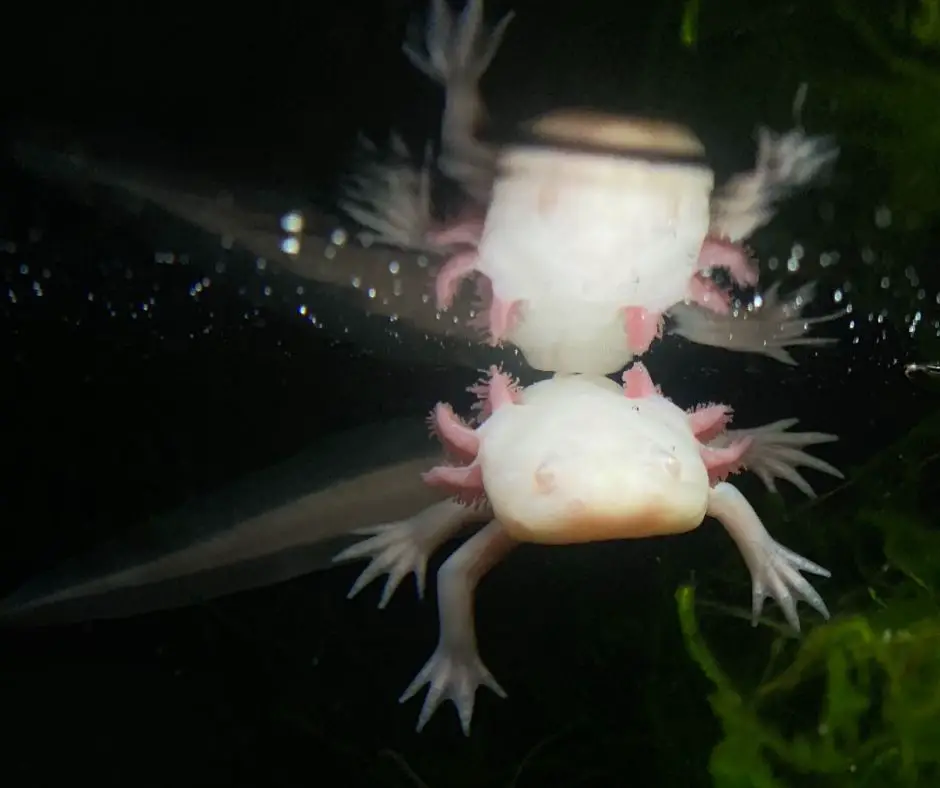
left=650, top=445, right=683, bottom=480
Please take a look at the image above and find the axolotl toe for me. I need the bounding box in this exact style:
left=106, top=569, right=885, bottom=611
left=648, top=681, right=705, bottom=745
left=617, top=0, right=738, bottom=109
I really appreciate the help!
left=388, top=363, right=831, bottom=734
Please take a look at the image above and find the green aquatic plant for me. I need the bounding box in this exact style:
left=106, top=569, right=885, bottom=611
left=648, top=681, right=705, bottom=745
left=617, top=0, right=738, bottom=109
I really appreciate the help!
left=678, top=406, right=940, bottom=787
left=679, top=586, right=940, bottom=787
left=679, top=0, right=940, bottom=225
left=826, top=0, right=940, bottom=227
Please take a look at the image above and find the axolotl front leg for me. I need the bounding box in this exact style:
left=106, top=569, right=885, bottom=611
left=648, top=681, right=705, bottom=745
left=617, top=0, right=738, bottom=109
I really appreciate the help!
left=434, top=239, right=758, bottom=354
left=623, top=362, right=832, bottom=630
left=707, top=482, right=830, bottom=629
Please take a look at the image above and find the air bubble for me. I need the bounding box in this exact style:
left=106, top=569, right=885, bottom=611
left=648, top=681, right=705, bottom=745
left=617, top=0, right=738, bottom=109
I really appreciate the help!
left=281, top=211, right=304, bottom=233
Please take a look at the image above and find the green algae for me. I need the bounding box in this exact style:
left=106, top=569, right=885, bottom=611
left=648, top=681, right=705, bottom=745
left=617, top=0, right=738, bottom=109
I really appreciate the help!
left=677, top=407, right=940, bottom=787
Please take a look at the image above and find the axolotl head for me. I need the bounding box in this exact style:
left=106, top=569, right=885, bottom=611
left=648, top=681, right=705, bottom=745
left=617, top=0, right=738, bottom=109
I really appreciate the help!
left=476, top=375, right=710, bottom=545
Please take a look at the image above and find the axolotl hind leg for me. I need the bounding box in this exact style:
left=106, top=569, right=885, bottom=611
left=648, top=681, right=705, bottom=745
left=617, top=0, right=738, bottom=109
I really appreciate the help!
left=332, top=500, right=488, bottom=608
left=400, top=519, right=517, bottom=735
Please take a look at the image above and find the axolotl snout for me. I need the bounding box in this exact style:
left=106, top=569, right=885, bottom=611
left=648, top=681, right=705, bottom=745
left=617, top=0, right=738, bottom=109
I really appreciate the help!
left=340, top=363, right=830, bottom=734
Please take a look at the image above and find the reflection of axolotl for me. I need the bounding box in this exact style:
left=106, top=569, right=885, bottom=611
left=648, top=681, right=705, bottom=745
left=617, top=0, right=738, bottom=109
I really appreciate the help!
left=13, top=3, right=841, bottom=371
left=342, top=0, right=843, bottom=374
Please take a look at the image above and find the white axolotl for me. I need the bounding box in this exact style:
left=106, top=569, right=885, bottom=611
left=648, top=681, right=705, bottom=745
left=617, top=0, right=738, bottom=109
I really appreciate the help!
left=2, top=0, right=842, bottom=742
left=343, top=0, right=842, bottom=375
left=325, top=0, right=842, bottom=735
left=334, top=363, right=835, bottom=734
left=0, top=397, right=840, bottom=626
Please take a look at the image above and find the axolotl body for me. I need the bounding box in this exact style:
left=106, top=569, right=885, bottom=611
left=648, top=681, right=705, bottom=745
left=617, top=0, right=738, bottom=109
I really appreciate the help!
left=330, top=0, right=841, bottom=734
left=1, top=0, right=842, bottom=739
left=337, top=364, right=831, bottom=734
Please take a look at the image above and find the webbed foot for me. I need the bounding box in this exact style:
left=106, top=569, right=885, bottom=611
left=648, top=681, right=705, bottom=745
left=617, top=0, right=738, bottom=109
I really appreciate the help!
left=710, top=126, right=838, bottom=242
left=400, top=637, right=506, bottom=734
left=668, top=280, right=844, bottom=365
left=708, top=482, right=830, bottom=631
left=403, top=0, right=514, bottom=92
left=339, top=134, right=437, bottom=250
left=332, top=500, right=483, bottom=608
left=708, top=417, right=843, bottom=497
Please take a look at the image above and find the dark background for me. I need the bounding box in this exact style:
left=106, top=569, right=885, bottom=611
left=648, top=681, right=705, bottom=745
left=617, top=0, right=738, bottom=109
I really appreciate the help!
left=0, top=1, right=935, bottom=785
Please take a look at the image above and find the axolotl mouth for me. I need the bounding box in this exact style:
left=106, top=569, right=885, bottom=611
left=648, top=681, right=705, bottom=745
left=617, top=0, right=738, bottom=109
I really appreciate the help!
left=497, top=497, right=708, bottom=545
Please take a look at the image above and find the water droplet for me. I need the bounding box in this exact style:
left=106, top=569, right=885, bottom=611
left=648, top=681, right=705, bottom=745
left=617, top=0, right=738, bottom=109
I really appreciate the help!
left=874, top=205, right=892, bottom=228
left=280, top=211, right=304, bottom=233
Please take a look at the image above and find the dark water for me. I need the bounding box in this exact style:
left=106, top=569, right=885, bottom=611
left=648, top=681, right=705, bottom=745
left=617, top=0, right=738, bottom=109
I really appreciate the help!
left=1, top=2, right=937, bottom=786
